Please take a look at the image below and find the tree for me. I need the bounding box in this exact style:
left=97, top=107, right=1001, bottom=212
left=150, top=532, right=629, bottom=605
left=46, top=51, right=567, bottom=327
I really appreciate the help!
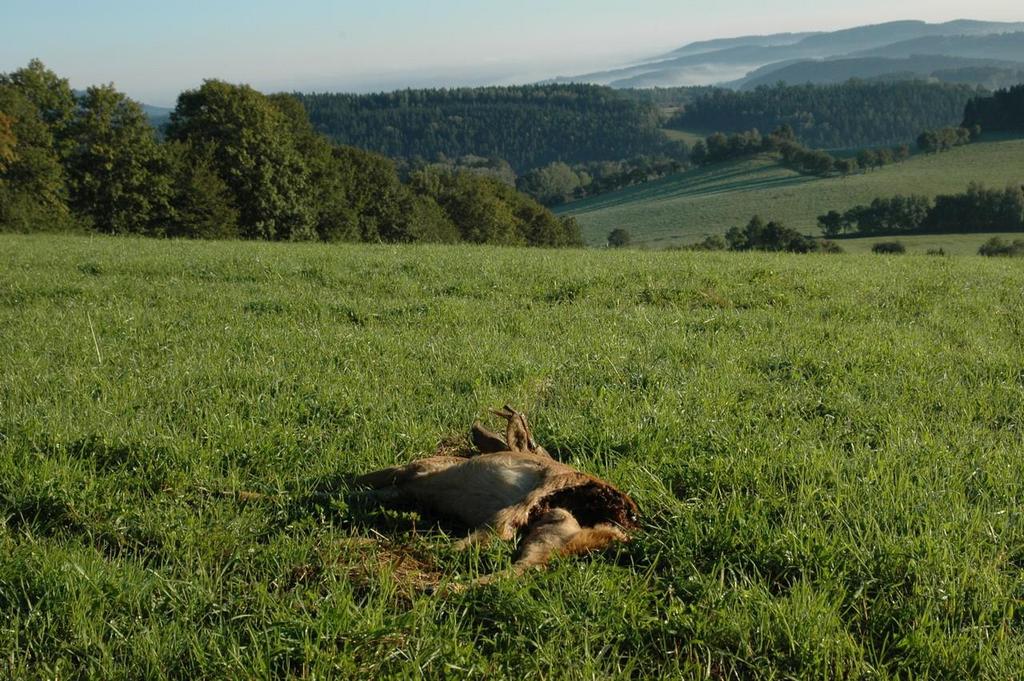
left=516, top=161, right=581, bottom=205
left=337, top=145, right=425, bottom=242
left=0, top=82, right=72, bottom=231
left=690, top=140, right=708, bottom=165
left=834, top=158, right=857, bottom=176
left=405, top=193, right=460, bottom=243
left=0, top=112, right=15, bottom=172
left=874, top=148, right=894, bottom=169
left=857, top=149, right=877, bottom=170
left=510, top=194, right=583, bottom=247
left=65, top=85, right=171, bottom=234
left=166, top=80, right=314, bottom=240
left=817, top=210, right=845, bottom=238
left=917, top=129, right=939, bottom=152
left=804, top=149, right=835, bottom=175
left=726, top=215, right=818, bottom=252
left=607, top=228, right=632, bottom=248
left=0, top=59, right=76, bottom=155
left=771, top=124, right=797, bottom=144
left=414, top=165, right=582, bottom=247
left=164, top=141, right=240, bottom=239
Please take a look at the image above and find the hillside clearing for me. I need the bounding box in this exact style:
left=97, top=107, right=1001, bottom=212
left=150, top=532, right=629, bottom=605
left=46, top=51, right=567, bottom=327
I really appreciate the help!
left=560, top=135, right=1024, bottom=248
left=659, top=127, right=707, bottom=146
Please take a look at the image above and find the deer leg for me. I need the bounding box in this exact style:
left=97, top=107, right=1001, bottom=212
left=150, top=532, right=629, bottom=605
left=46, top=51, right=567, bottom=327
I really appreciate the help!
left=461, top=509, right=583, bottom=587
left=355, top=456, right=465, bottom=489
left=470, top=421, right=508, bottom=454
left=452, top=515, right=518, bottom=551
left=514, top=508, right=581, bottom=567
left=560, top=524, right=629, bottom=556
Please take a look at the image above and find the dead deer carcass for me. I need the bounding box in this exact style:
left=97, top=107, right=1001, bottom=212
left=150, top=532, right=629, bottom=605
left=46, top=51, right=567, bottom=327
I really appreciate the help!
left=355, top=407, right=639, bottom=581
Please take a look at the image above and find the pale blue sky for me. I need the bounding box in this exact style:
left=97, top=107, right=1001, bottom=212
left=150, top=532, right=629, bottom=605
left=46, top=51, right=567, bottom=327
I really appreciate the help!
left=2, top=0, right=1021, bottom=105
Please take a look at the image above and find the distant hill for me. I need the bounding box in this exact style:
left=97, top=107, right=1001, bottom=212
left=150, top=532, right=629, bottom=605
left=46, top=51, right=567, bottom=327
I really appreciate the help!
left=657, top=32, right=820, bottom=58
left=553, top=20, right=1024, bottom=90
left=850, top=31, right=1024, bottom=61
left=72, top=88, right=172, bottom=129
left=141, top=103, right=172, bottom=128
left=736, top=55, right=1021, bottom=89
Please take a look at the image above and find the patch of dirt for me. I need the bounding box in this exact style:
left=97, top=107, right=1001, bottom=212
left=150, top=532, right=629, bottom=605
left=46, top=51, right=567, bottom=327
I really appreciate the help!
left=339, top=536, right=445, bottom=595
left=431, top=433, right=474, bottom=458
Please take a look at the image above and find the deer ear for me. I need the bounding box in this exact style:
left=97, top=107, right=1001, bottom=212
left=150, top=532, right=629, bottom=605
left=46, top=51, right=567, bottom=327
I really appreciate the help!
left=471, top=421, right=508, bottom=453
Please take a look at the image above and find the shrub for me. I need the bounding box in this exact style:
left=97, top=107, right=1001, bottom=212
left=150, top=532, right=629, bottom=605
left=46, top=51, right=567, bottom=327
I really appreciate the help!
left=607, top=228, right=632, bottom=248
left=817, top=239, right=844, bottom=254
left=872, top=241, right=906, bottom=254
left=978, top=237, right=1024, bottom=257
left=684, top=234, right=727, bottom=251
left=926, top=248, right=946, bottom=256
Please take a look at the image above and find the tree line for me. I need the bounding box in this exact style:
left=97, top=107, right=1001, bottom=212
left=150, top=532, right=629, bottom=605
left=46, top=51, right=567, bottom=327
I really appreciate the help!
left=817, top=183, right=1024, bottom=237
left=692, top=126, right=911, bottom=177
left=670, top=80, right=981, bottom=149
left=916, top=125, right=977, bottom=153
left=962, top=84, right=1024, bottom=133
left=0, top=61, right=582, bottom=247
left=516, top=156, right=684, bottom=206
left=294, top=85, right=684, bottom=174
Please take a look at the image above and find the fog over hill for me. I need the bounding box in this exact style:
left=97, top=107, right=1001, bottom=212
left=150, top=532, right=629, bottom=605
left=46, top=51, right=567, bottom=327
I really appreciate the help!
left=551, top=20, right=1024, bottom=89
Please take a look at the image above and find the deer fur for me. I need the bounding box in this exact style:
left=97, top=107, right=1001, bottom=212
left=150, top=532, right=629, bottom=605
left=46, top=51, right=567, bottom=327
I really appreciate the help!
left=355, top=406, right=638, bottom=583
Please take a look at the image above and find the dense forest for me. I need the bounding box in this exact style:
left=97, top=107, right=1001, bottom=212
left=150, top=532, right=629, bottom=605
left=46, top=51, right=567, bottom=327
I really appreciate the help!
left=294, top=85, right=684, bottom=172
left=615, top=85, right=720, bottom=108
left=670, top=80, right=981, bottom=148
left=962, top=84, right=1024, bottom=131
left=0, top=61, right=582, bottom=247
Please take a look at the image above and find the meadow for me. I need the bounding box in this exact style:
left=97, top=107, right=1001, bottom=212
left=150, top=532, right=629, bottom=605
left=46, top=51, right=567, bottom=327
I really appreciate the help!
left=835, top=232, right=1024, bottom=255
left=660, top=128, right=708, bottom=147
left=560, top=135, right=1024, bottom=248
left=1, top=234, right=1023, bottom=678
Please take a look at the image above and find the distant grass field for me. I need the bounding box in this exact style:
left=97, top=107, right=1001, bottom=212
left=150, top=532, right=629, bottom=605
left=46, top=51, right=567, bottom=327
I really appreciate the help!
left=3, top=234, right=1024, bottom=678
left=560, top=135, right=1024, bottom=248
left=660, top=127, right=707, bottom=146
left=836, top=231, right=1024, bottom=255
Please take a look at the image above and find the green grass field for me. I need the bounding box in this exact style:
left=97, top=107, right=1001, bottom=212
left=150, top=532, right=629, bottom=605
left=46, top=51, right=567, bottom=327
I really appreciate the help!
left=560, top=135, right=1024, bottom=248
left=660, top=128, right=707, bottom=147
left=3, top=234, right=1024, bottom=678
left=835, top=232, right=1024, bottom=255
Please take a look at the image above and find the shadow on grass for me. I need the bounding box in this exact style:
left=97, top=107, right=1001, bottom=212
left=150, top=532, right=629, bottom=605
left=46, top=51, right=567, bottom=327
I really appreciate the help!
left=567, top=159, right=815, bottom=214
left=270, top=471, right=473, bottom=541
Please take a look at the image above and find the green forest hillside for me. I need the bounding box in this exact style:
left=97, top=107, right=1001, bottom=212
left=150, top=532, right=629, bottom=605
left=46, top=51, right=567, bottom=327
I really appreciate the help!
left=560, top=135, right=1024, bottom=247
left=295, top=85, right=677, bottom=172
left=670, top=81, right=979, bottom=149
